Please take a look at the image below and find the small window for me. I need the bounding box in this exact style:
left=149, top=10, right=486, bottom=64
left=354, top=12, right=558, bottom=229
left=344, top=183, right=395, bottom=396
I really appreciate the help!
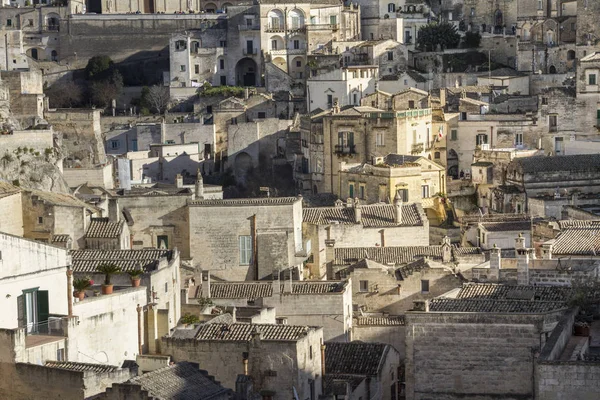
left=309, top=345, right=313, bottom=359
left=57, top=348, right=65, bottom=361
left=7, top=19, right=12, bottom=27
left=194, top=65, right=199, bottom=74
left=470, top=7, right=475, bottom=16
left=220, top=59, right=225, bottom=70
left=421, top=280, right=430, bottom=293
left=220, top=76, right=226, bottom=85
left=111, top=140, right=119, bottom=149
left=359, top=280, right=369, bottom=292
left=359, top=184, right=365, bottom=200
left=542, top=97, right=548, bottom=105
left=408, top=100, right=415, bottom=109
left=434, top=151, right=440, bottom=159
left=589, top=74, right=597, bottom=85
left=387, top=3, right=395, bottom=12
left=515, top=132, right=523, bottom=146
left=220, top=40, right=227, bottom=47
left=38, top=217, right=43, bottom=224
left=180, top=65, right=186, bottom=72
left=28, top=19, right=33, bottom=26
left=460, top=112, right=467, bottom=121
left=231, top=117, right=238, bottom=125
left=239, top=235, right=252, bottom=265
left=387, top=51, right=393, bottom=61
left=293, top=40, right=300, bottom=49
left=349, top=183, right=355, bottom=198
left=165, top=282, right=168, bottom=293
left=451, top=129, right=458, bottom=141
left=376, top=131, right=385, bottom=146
left=258, top=112, right=266, bottom=119
left=422, top=185, right=430, bottom=198
left=296, top=60, right=302, bottom=67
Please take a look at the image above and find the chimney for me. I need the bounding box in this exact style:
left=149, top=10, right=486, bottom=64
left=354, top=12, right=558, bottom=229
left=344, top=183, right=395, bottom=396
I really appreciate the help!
left=232, top=306, right=237, bottom=322
left=195, top=169, right=204, bottom=199
left=321, top=342, right=326, bottom=391
left=175, top=174, right=183, bottom=188
left=441, top=236, right=452, bottom=263
left=515, top=233, right=525, bottom=251
left=354, top=198, right=362, bottom=224
left=413, top=300, right=430, bottom=312
left=542, top=241, right=553, bottom=260
left=325, top=239, right=336, bottom=265
left=346, top=198, right=354, bottom=208
left=272, top=269, right=281, bottom=295
left=284, top=269, right=293, bottom=293
left=517, top=248, right=533, bottom=286
left=489, top=244, right=501, bottom=282
left=393, top=194, right=403, bottom=224
left=201, top=271, right=211, bottom=298
left=243, top=358, right=249, bottom=376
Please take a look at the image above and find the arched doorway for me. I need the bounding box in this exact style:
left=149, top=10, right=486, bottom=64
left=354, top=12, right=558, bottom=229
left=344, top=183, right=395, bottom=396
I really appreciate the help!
left=30, top=48, right=38, bottom=60
left=272, top=57, right=287, bottom=72
left=234, top=151, right=253, bottom=181
left=494, top=9, right=503, bottom=33
left=236, top=58, right=258, bottom=87
left=204, top=2, right=217, bottom=12
left=549, top=65, right=557, bottom=74
left=51, top=50, right=58, bottom=61
left=447, top=149, right=459, bottom=179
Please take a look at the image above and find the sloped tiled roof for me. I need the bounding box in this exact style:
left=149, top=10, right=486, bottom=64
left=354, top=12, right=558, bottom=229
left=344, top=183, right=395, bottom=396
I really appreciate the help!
left=70, top=249, right=172, bottom=273
left=26, top=189, right=97, bottom=211
left=125, top=362, right=230, bottom=399
left=513, top=154, right=600, bottom=174
left=192, top=323, right=315, bottom=342
left=325, top=342, right=389, bottom=376
left=208, top=281, right=345, bottom=300
left=479, top=221, right=532, bottom=232
left=323, top=374, right=366, bottom=395
left=0, top=180, right=20, bottom=199
left=428, top=298, right=566, bottom=313
left=552, top=224, right=600, bottom=255
left=396, top=257, right=430, bottom=280
left=85, top=218, right=124, bottom=239
left=354, top=316, right=405, bottom=326
left=452, top=245, right=483, bottom=256
left=303, top=203, right=423, bottom=227
left=334, top=246, right=443, bottom=265
left=189, top=197, right=298, bottom=206
left=455, top=283, right=571, bottom=302
left=44, top=361, right=118, bottom=374
left=52, top=234, right=71, bottom=243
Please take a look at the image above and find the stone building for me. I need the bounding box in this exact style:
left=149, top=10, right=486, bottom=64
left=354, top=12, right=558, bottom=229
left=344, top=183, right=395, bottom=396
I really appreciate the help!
left=323, top=341, right=401, bottom=400
left=339, top=155, right=446, bottom=204
left=307, top=66, right=379, bottom=112
left=404, top=283, right=570, bottom=400
left=198, top=276, right=352, bottom=342
left=71, top=248, right=182, bottom=333
left=303, top=199, right=429, bottom=278
left=21, top=188, right=100, bottom=249
left=84, top=218, right=131, bottom=250
left=462, top=0, right=517, bottom=35
left=162, top=323, right=324, bottom=400
left=187, top=197, right=306, bottom=281
left=351, top=315, right=405, bottom=359
left=1, top=70, right=44, bottom=124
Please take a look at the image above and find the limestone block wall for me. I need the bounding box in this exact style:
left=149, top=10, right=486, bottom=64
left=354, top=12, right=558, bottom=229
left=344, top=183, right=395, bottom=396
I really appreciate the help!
left=0, top=192, right=24, bottom=236
left=405, top=313, right=543, bottom=400
left=351, top=325, right=405, bottom=359
left=62, top=164, right=114, bottom=189
left=0, top=130, right=54, bottom=154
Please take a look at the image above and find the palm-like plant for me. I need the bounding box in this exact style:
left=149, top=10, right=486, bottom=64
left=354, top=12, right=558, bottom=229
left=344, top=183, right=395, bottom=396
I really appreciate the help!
left=127, top=269, right=144, bottom=279
left=97, top=263, right=121, bottom=286
left=73, top=277, right=92, bottom=292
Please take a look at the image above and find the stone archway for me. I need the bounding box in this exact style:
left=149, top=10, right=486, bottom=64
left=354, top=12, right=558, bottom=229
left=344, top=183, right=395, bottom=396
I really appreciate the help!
left=272, top=57, right=287, bottom=72
left=235, top=58, right=258, bottom=87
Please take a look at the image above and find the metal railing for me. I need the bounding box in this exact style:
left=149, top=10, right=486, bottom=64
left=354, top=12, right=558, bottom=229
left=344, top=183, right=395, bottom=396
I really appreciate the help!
left=26, top=317, right=65, bottom=336
left=411, top=143, right=424, bottom=154
left=334, top=144, right=356, bottom=155
left=238, top=24, right=260, bottom=31
left=265, top=24, right=285, bottom=32
left=307, top=23, right=338, bottom=31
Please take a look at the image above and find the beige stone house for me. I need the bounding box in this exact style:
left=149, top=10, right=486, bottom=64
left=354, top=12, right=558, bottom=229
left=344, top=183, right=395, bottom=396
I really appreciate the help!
left=0, top=181, right=24, bottom=236
left=162, top=323, right=324, bottom=400
left=84, top=218, right=130, bottom=250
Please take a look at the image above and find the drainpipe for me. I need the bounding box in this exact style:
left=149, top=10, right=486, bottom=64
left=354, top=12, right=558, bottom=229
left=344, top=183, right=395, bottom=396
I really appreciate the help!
left=251, top=214, right=258, bottom=280
left=321, top=343, right=326, bottom=393
left=136, top=304, right=143, bottom=355
left=66, top=269, right=73, bottom=317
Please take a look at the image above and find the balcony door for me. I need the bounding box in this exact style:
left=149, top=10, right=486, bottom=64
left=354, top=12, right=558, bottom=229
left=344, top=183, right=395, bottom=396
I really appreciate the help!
left=18, top=288, right=49, bottom=333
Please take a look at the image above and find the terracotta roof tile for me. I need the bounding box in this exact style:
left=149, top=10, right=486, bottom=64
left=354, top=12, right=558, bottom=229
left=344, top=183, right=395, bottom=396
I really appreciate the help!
left=208, top=281, right=346, bottom=300
left=189, top=197, right=299, bottom=207
left=70, top=249, right=172, bottom=273
left=479, top=221, right=532, bottom=232
left=354, top=316, right=405, bottom=326
left=513, top=154, right=600, bottom=174
left=334, top=246, right=443, bottom=265
left=455, top=283, right=571, bottom=302
left=85, top=218, right=124, bottom=239
left=0, top=180, right=20, bottom=199
left=51, top=234, right=71, bottom=243
left=552, top=225, right=600, bottom=255
left=325, top=342, right=389, bottom=376
left=428, top=298, right=566, bottom=313
left=303, top=203, right=423, bottom=227
left=44, top=361, right=118, bottom=374
left=191, top=323, right=316, bottom=341
left=126, top=362, right=230, bottom=399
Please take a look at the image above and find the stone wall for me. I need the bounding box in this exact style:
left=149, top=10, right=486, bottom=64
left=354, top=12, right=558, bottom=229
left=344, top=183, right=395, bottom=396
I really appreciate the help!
left=0, top=130, right=54, bottom=154
left=351, top=324, right=405, bottom=359
left=0, top=191, right=24, bottom=236
left=405, top=312, right=546, bottom=400
left=62, top=163, right=114, bottom=189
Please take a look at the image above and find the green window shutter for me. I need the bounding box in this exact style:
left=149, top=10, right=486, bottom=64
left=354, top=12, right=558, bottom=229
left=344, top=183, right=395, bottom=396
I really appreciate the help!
left=17, top=295, right=25, bottom=328
left=596, top=109, right=600, bottom=119
left=37, top=290, right=49, bottom=324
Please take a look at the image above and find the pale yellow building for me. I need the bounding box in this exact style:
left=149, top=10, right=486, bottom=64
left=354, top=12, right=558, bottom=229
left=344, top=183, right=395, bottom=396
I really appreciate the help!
left=0, top=181, right=24, bottom=236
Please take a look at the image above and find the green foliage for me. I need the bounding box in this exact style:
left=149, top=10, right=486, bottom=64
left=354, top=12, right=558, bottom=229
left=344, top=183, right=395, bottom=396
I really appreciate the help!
left=90, top=69, right=124, bottom=108
left=45, top=80, right=84, bottom=108
left=73, top=277, right=92, bottom=292
left=11, top=179, right=19, bottom=187
left=96, top=263, right=122, bottom=285
left=1, top=152, right=14, bottom=167
left=180, top=313, right=201, bottom=325
left=463, top=31, right=482, bottom=48
left=85, top=55, right=114, bottom=80
left=127, top=269, right=144, bottom=278
left=416, top=22, right=461, bottom=52
left=197, top=297, right=213, bottom=308
left=198, top=85, right=245, bottom=98
left=44, top=148, right=53, bottom=155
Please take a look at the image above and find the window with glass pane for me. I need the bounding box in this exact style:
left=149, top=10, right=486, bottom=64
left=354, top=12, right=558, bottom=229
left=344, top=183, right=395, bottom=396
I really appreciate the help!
left=239, top=235, right=252, bottom=265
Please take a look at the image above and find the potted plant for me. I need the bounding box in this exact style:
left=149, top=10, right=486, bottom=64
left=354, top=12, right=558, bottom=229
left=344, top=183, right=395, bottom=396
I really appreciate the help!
left=96, top=263, right=121, bottom=294
left=128, top=269, right=144, bottom=287
left=73, top=277, right=92, bottom=301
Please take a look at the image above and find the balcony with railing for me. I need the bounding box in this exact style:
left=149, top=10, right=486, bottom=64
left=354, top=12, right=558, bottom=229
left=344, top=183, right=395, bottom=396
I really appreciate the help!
left=243, top=48, right=259, bottom=56
left=334, top=144, right=356, bottom=155
left=265, top=23, right=285, bottom=33
left=288, top=25, right=307, bottom=33
left=307, top=23, right=338, bottom=31
left=411, top=142, right=424, bottom=154
left=270, top=44, right=307, bottom=56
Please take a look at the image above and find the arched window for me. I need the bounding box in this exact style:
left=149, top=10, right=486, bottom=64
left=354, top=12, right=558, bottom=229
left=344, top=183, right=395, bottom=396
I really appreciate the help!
left=51, top=50, right=58, bottom=61
left=434, top=151, right=441, bottom=159
left=31, top=48, right=38, bottom=60
left=567, top=50, right=576, bottom=60
left=388, top=3, right=395, bottom=12
left=549, top=65, right=557, bottom=74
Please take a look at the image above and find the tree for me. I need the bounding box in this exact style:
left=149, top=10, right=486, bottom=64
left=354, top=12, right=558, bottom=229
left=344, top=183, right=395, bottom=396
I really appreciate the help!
left=85, top=55, right=114, bottom=80
left=90, top=69, right=124, bottom=108
left=146, top=85, right=171, bottom=114
left=416, top=22, right=461, bottom=52
left=45, top=80, right=83, bottom=108
left=463, top=31, right=482, bottom=48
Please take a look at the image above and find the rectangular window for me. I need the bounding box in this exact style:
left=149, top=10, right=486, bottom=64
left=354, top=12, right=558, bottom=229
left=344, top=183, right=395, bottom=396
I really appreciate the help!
left=476, top=134, right=488, bottom=146
left=220, top=76, right=226, bottom=85
left=219, top=59, right=225, bottom=70
left=165, top=282, right=168, bottom=293
left=589, top=74, right=597, bottom=85
left=397, top=188, right=409, bottom=202
left=180, top=65, right=186, bottom=72
left=157, top=235, right=169, bottom=249
left=549, top=115, right=557, bottom=132
left=470, top=7, right=475, bottom=16
left=231, top=117, right=238, bottom=125
left=220, top=40, right=227, bottom=47
left=57, top=348, right=65, bottom=361
left=515, top=132, right=523, bottom=146
left=271, top=39, right=278, bottom=50
left=327, top=94, right=333, bottom=108
left=330, top=15, right=337, bottom=25
left=359, top=280, right=369, bottom=292
left=376, top=132, right=385, bottom=146
left=460, top=112, right=467, bottom=120
left=542, top=97, right=548, bottom=105
left=111, top=140, right=119, bottom=149
left=451, top=129, right=457, bottom=140
left=132, top=139, right=138, bottom=151
left=387, top=51, right=393, bottom=61
left=422, top=185, right=430, bottom=198
left=7, top=19, right=12, bottom=27
left=38, top=217, right=43, bottom=224
left=293, top=40, right=300, bottom=50
left=194, top=65, right=199, bottom=74
left=296, top=60, right=302, bottom=67
left=349, top=183, right=355, bottom=198
left=538, top=0, right=543, bottom=10
left=257, top=112, right=266, bottom=119
left=359, top=184, right=365, bottom=199
left=239, top=235, right=252, bottom=265
left=421, top=280, right=430, bottom=293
